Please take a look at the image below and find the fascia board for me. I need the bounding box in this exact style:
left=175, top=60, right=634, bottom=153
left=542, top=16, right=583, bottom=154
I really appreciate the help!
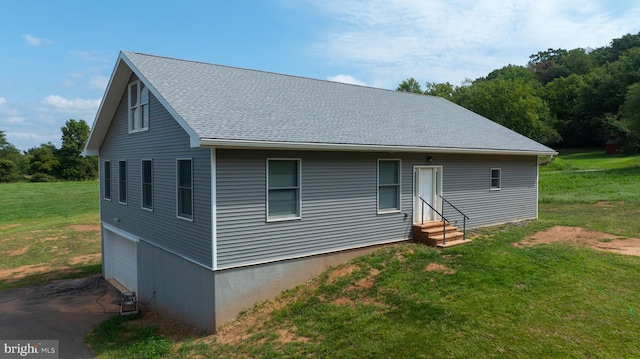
left=199, top=138, right=558, bottom=156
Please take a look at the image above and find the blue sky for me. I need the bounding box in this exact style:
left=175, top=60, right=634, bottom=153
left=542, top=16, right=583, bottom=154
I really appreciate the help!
left=1, top=0, right=640, bottom=151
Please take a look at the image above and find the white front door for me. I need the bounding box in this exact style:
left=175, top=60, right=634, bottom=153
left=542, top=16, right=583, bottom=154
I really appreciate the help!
left=413, top=166, right=442, bottom=223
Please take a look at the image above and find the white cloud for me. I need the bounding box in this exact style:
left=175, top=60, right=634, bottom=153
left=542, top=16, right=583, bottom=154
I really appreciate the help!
left=6, top=117, right=24, bottom=124
left=42, top=95, right=101, bottom=112
left=89, top=75, right=109, bottom=91
left=23, top=34, right=53, bottom=46
left=69, top=50, right=111, bottom=62
left=308, top=0, right=640, bottom=87
left=327, top=74, right=367, bottom=86
left=0, top=95, right=101, bottom=151
left=11, top=132, right=51, bottom=140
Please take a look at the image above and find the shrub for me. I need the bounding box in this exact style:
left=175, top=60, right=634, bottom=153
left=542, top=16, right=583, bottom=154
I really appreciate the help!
left=30, top=173, right=58, bottom=182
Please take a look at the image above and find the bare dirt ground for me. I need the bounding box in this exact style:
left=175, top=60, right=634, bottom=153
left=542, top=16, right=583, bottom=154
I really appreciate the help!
left=515, top=226, right=640, bottom=256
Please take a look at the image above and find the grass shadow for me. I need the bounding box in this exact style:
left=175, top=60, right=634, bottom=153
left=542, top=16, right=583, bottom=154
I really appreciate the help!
left=0, top=263, right=102, bottom=291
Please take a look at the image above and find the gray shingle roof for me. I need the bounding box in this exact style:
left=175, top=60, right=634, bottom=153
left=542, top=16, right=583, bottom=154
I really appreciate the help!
left=107, top=51, right=556, bottom=154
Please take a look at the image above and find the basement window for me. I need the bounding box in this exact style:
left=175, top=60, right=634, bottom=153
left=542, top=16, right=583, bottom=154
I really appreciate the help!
left=490, top=168, right=501, bottom=190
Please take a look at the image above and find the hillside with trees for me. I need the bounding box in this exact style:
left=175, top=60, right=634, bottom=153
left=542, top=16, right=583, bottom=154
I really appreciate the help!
left=398, top=32, right=640, bottom=151
left=0, top=119, right=97, bottom=183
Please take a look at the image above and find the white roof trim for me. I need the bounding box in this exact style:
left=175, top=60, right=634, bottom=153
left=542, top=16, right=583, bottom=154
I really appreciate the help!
left=199, top=138, right=558, bottom=156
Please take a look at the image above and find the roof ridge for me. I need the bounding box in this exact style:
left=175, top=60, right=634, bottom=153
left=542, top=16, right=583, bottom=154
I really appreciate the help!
left=122, top=50, right=442, bottom=98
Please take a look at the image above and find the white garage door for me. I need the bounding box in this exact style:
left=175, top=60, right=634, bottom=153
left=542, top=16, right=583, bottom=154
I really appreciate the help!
left=106, top=230, right=138, bottom=293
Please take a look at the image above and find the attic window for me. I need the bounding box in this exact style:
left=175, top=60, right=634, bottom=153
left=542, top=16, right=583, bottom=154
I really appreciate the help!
left=128, top=80, right=149, bottom=133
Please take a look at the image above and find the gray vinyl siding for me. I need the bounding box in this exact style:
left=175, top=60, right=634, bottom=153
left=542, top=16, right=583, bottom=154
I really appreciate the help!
left=216, top=150, right=413, bottom=269
left=437, top=154, right=538, bottom=228
left=99, top=76, right=212, bottom=267
left=215, top=150, right=538, bottom=269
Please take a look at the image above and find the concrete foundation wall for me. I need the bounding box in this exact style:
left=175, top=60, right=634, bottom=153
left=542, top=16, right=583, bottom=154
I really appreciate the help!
left=213, top=244, right=386, bottom=328
left=137, top=241, right=216, bottom=332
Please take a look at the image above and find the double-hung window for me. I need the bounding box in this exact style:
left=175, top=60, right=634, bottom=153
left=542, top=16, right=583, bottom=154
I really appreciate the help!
left=118, top=160, right=127, bottom=204
left=128, top=80, right=149, bottom=132
left=177, top=159, right=193, bottom=220
left=142, top=160, right=153, bottom=210
left=267, top=159, right=301, bottom=221
left=378, top=160, right=401, bottom=212
left=490, top=168, right=501, bottom=190
left=103, top=161, right=111, bottom=200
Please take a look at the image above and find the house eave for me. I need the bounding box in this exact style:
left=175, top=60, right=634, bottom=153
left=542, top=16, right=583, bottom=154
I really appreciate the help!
left=198, top=138, right=558, bottom=156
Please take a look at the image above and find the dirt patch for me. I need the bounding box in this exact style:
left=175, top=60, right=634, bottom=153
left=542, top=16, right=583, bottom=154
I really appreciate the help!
left=0, top=264, right=51, bottom=281
left=425, top=263, right=456, bottom=275
left=326, top=264, right=358, bottom=284
left=277, top=328, right=309, bottom=343
left=0, top=224, right=21, bottom=230
left=595, top=201, right=624, bottom=207
left=517, top=226, right=640, bottom=256
left=354, top=268, right=380, bottom=289
left=68, top=225, right=101, bottom=232
left=41, top=236, right=65, bottom=241
left=212, top=281, right=318, bottom=345
left=69, top=254, right=101, bottom=265
left=7, top=246, right=29, bottom=256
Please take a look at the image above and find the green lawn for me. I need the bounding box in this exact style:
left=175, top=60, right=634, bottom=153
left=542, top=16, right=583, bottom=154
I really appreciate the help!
left=87, top=151, right=640, bottom=358
left=0, top=181, right=101, bottom=290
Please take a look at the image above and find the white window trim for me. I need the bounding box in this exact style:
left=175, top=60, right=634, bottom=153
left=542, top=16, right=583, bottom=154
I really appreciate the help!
left=141, top=159, right=153, bottom=211
left=118, top=160, right=127, bottom=205
left=176, top=158, right=194, bottom=221
left=377, top=159, right=402, bottom=214
left=128, top=80, right=149, bottom=134
left=266, top=158, right=302, bottom=222
left=490, top=168, right=501, bottom=191
left=103, top=160, right=111, bottom=201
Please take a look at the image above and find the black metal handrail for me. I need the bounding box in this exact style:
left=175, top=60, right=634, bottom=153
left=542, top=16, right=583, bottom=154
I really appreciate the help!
left=439, top=195, right=469, bottom=241
left=418, top=196, right=449, bottom=245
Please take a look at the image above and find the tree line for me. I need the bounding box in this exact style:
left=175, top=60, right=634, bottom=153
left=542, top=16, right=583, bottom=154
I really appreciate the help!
left=0, top=119, right=97, bottom=183
left=398, top=32, right=640, bottom=151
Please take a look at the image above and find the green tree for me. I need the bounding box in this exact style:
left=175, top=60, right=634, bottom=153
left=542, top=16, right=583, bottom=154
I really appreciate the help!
left=456, top=78, right=561, bottom=144
left=591, top=32, right=640, bottom=66
left=424, top=82, right=455, bottom=101
left=620, top=83, right=640, bottom=139
left=25, top=142, right=60, bottom=176
left=486, top=65, right=536, bottom=84
left=574, top=48, right=640, bottom=146
left=528, top=48, right=569, bottom=84
left=0, top=130, right=23, bottom=182
left=397, top=78, right=424, bottom=94
left=57, top=119, right=97, bottom=180
left=561, top=49, right=593, bottom=76
left=538, top=74, right=587, bottom=146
